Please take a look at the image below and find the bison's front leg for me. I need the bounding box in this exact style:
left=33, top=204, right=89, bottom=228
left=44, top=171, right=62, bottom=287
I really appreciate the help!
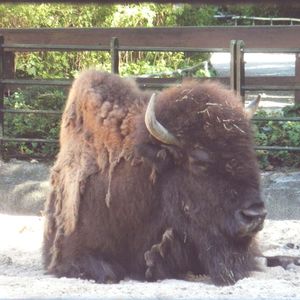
left=47, top=252, right=125, bottom=283
left=144, top=229, right=195, bottom=281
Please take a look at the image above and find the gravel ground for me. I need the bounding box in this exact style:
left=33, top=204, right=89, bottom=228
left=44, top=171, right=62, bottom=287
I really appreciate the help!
left=0, top=214, right=300, bottom=300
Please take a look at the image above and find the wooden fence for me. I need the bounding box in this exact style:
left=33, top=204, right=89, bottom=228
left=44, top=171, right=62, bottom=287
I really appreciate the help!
left=0, top=26, right=300, bottom=158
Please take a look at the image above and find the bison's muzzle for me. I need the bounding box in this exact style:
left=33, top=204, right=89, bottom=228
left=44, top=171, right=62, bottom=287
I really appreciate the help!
left=235, top=202, right=267, bottom=237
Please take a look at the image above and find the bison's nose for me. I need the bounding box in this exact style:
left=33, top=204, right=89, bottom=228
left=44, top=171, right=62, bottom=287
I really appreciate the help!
left=235, top=203, right=267, bottom=237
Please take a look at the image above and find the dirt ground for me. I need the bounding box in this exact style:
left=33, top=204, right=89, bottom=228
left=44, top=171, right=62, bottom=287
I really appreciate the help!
left=0, top=214, right=300, bottom=299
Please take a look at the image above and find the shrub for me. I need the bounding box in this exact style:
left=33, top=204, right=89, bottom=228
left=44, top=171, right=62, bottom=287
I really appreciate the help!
left=3, top=86, right=300, bottom=169
left=0, top=4, right=217, bottom=80
left=253, top=105, right=300, bottom=170
left=3, top=87, right=67, bottom=159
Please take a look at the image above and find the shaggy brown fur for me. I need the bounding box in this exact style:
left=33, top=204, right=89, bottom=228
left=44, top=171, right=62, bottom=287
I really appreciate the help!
left=43, top=70, right=265, bottom=285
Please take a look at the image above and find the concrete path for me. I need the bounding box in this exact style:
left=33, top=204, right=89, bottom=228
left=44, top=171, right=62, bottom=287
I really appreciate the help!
left=210, top=53, right=295, bottom=108
left=0, top=160, right=299, bottom=220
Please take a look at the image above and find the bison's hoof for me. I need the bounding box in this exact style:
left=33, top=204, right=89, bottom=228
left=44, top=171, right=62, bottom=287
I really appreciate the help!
left=144, top=229, right=175, bottom=281
left=144, top=246, right=168, bottom=281
left=50, top=254, right=125, bottom=283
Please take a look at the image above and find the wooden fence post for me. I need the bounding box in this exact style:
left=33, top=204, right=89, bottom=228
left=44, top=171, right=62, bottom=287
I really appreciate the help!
left=236, top=40, right=245, bottom=103
left=295, top=53, right=300, bottom=104
left=230, top=40, right=237, bottom=92
left=0, top=36, right=4, bottom=159
left=4, top=52, right=15, bottom=80
left=110, top=37, right=119, bottom=74
left=230, top=40, right=245, bottom=103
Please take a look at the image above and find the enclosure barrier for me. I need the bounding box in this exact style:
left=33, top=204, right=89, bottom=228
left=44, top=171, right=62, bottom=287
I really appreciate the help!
left=215, top=15, right=300, bottom=26
left=0, top=26, right=300, bottom=159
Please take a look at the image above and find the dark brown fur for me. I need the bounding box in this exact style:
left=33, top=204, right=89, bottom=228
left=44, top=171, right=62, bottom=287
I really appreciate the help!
left=43, top=70, right=265, bottom=285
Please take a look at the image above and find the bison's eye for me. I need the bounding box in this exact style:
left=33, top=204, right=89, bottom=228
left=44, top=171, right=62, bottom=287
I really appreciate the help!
left=189, top=148, right=211, bottom=163
left=189, top=148, right=212, bottom=172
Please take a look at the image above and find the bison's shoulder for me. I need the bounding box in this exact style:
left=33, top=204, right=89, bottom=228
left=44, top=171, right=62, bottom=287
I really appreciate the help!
left=62, top=70, right=146, bottom=130
left=58, top=70, right=150, bottom=156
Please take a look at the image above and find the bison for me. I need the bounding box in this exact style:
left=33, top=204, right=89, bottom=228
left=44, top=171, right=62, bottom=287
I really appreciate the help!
left=43, top=70, right=266, bottom=286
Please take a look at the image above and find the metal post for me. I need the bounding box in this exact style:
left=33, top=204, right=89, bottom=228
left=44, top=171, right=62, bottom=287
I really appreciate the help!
left=110, top=37, right=119, bottom=74
left=0, top=36, right=4, bottom=160
left=236, top=40, right=245, bottom=103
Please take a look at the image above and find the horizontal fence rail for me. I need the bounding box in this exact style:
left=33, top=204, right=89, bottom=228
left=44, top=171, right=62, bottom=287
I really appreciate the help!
left=2, top=26, right=300, bottom=48
left=0, top=26, right=300, bottom=159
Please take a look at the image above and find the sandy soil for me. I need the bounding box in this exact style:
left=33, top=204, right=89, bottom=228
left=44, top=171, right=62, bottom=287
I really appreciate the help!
left=0, top=214, right=300, bottom=299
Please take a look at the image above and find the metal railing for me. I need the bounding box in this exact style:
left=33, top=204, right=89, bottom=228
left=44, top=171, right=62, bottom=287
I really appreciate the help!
left=215, top=14, right=300, bottom=26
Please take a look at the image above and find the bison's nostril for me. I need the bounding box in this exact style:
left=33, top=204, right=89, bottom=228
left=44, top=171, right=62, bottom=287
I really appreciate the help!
left=234, top=204, right=267, bottom=237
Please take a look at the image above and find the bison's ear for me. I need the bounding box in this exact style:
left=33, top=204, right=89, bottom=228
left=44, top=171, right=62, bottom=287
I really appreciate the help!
left=135, top=143, right=174, bottom=173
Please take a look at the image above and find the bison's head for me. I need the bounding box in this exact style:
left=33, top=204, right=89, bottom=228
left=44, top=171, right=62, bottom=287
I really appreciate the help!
left=137, top=80, right=266, bottom=242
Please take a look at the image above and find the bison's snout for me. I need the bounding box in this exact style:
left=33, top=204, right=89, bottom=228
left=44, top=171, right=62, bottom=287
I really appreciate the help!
left=235, top=203, right=267, bottom=237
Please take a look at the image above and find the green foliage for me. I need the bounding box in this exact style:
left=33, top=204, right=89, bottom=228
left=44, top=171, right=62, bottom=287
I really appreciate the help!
left=175, top=4, right=218, bottom=26
left=3, top=87, right=67, bottom=158
left=0, top=4, right=116, bottom=78
left=0, top=4, right=115, bottom=28
left=119, top=52, right=213, bottom=78
left=0, top=4, right=217, bottom=80
left=3, top=2, right=297, bottom=166
left=253, top=106, right=300, bottom=170
left=0, top=3, right=217, bottom=159
left=16, top=51, right=112, bottom=79
left=4, top=86, right=300, bottom=169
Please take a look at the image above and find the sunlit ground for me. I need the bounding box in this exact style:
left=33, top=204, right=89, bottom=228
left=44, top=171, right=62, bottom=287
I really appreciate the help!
left=0, top=214, right=300, bottom=299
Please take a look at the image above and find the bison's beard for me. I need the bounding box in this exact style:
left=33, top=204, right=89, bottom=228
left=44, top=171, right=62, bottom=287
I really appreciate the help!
left=194, top=228, right=261, bottom=285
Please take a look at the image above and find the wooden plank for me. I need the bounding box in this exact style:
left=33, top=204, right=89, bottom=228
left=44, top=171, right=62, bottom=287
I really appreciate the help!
left=2, top=76, right=299, bottom=91
left=244, top=85, right=300, bottom=91
left=1, top=79, right=72, bottom=86
left=1, top=27, right=300, bottom=49
left=0, top=36, right=4, bottom=159
left=3, top=44, right=110, bottom=52
left=110, top=37, right=119, bottom=74
left=253, top=116, right=300, bottom=121
left=255, top=146, right=300, bottom=152
left=245, top=76, right=299, bottom=86
left=295, top=54, right=300, bottom=104
left=3, top=52, right=15, bottom=79
left=0, top=108, right=61, bottom=115
left=230, top=40, right=237, bottom=91
left=0, top=137, right=57, bottom=143
left=236, top=40, right=245, bottom=101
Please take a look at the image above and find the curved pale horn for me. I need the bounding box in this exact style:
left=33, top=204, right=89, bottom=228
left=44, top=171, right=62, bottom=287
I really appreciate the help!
left=245, top=94, right=261, bottom=119
left=145, top=93, right=181, bottom=146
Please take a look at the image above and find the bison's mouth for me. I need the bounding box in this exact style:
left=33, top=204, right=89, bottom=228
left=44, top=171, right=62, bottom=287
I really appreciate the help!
left=234, top=203, right=267, bottom=237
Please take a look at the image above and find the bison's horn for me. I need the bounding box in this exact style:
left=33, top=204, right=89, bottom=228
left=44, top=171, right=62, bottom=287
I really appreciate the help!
left=245, top=94, right=261, bottom=119
left=145, top=93, right=181, bottom=146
